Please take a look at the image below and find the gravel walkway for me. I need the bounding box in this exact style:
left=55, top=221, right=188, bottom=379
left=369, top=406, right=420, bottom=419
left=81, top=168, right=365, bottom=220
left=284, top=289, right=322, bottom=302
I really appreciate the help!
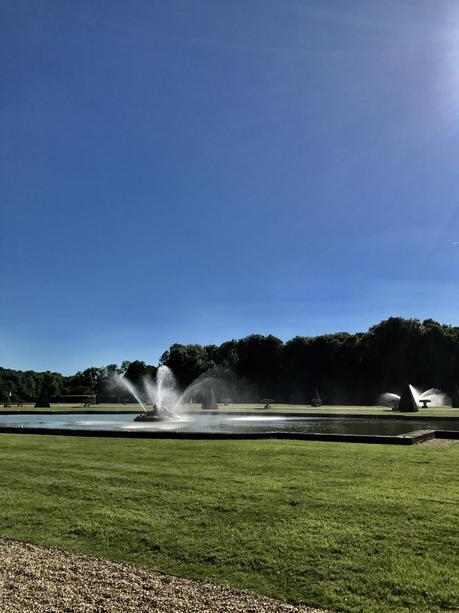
left=0, top=539, right=327, bottom=613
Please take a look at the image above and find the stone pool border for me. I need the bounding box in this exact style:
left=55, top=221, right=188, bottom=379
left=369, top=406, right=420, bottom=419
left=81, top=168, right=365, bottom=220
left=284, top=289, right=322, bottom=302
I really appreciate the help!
left=0, top=425, right=458, bottom=445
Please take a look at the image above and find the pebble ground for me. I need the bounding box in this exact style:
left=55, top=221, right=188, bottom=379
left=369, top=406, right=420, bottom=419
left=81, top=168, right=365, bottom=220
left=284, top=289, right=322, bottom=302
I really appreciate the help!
left=0, top=539, right=328, bottom=613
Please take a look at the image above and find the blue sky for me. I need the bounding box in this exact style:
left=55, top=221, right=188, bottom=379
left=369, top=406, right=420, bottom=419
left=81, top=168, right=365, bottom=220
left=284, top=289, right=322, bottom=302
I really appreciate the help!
left=2, top=0, right=459, bottom=374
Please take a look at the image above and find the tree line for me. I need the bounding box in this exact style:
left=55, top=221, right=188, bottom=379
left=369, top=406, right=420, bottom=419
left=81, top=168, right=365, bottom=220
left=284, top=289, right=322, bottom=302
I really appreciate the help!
left=2, top=317, right=459, bottom=405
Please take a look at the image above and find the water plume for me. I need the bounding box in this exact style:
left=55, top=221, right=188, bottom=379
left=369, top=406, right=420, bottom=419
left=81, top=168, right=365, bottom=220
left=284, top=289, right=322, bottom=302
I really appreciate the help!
left=143, top=366, right=181, bottom=416
left=377, top=392, right=400, bottom=407
left=115, top=374, right=147, bottom=412
left=418, top=387, right=450, bottom=407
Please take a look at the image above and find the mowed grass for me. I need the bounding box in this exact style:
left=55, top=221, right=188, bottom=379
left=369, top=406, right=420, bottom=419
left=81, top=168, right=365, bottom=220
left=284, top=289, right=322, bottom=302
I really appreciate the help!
left=3, top=402, right=459, bottom=418
left=0, top=436, right=458, bottom=613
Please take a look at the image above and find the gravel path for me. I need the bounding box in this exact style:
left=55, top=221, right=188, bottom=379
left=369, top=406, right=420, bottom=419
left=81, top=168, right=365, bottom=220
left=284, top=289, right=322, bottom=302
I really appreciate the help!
left=0, top=539, right=327, bottom=613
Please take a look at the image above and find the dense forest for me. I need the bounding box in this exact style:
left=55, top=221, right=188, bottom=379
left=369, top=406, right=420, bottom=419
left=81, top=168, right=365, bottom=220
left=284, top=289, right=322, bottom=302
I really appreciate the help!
left=2, top=317, right=459, bottom=405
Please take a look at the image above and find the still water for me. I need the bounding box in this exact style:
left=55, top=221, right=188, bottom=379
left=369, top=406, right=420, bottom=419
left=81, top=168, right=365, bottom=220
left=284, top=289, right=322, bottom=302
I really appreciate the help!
left=0, top=413, right=458, bottom=435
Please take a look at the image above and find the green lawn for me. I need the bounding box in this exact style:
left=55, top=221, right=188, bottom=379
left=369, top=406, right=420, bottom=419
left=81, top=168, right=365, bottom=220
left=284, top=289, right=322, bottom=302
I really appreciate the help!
left=2, top=402, right=459, bottom=418
left=0, top=436, right=457, bottom=612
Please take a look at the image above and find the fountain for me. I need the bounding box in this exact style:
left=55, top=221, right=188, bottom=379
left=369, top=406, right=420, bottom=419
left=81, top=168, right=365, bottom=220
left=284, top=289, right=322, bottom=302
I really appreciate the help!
left=115, top=365, right=235, bottom=421
left=115, top=366, right=180, bottom=421
left=378, top=385, right=450, bottom=411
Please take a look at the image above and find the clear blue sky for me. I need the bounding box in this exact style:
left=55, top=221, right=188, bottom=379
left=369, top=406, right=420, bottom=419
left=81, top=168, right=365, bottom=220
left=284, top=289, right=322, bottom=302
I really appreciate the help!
left=2, top=1, right=459, bottom=374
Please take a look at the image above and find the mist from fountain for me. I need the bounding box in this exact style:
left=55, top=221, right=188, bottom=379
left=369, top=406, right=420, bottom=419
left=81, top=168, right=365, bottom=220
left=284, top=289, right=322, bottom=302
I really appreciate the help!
left=412, top=386, right=450, bottom=407
left=179, top=373, right=228, bottom=404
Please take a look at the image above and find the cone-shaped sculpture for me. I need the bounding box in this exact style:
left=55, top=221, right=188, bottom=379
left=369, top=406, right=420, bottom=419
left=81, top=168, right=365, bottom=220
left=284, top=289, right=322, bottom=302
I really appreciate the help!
left=451, top=387, right=459, bottom=409
left=34, top=397, right=51, bottom=408
left=311, top=388, right=322, bottom=407
left=202, top=387, right=218, bottom=410
left=398, top=383, right=418, bottom=412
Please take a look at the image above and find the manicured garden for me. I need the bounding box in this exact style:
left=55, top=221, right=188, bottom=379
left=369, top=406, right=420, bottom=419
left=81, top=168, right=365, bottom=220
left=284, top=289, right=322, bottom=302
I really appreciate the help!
left=0, top=435, right=457, bottom=613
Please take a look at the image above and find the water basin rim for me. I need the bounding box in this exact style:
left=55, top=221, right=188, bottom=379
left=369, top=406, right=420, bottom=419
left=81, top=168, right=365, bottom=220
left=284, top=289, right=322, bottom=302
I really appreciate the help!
left=0, top=425, right=456, bottom=444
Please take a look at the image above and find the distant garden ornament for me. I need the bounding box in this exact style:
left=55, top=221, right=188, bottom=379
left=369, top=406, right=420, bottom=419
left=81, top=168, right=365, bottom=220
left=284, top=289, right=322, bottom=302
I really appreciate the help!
left=35, top=381, right=51, bottom=409
left=201, top=387, right=218, bottom=410
left=34, top=397, right=51, bottom=408
left=397, top=383, right=418, bottom=412
left=311, top=389, right=322, bottom=407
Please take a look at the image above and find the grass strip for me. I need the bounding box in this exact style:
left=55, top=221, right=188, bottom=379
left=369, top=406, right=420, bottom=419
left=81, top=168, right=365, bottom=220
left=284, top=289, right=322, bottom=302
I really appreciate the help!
left=0, top=435, right=457, bottom=613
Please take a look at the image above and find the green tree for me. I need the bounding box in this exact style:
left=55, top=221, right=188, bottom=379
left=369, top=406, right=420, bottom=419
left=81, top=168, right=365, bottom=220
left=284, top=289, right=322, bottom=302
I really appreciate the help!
left=160, top=344, right=214, bottom=387
left=124, top=361, right=157, bottom=385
